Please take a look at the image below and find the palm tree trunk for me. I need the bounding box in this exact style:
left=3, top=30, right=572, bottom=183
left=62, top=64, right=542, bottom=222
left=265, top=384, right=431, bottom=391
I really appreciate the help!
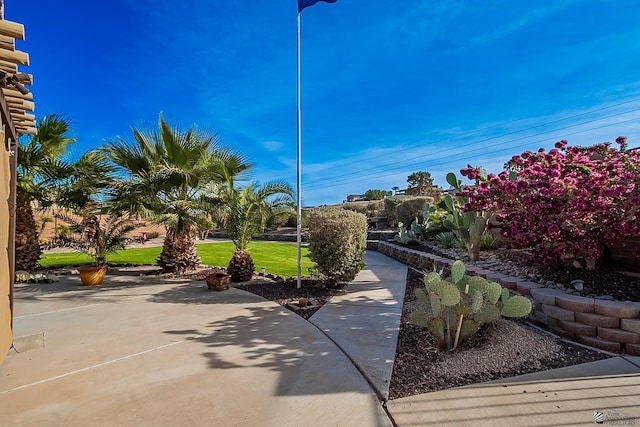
left=14, top=199, right=42, bottom=272
left=157, top=229, right=200, bottom=273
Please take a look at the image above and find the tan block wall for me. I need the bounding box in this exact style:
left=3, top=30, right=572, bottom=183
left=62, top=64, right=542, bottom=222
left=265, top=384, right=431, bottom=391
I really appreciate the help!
left=1, top=129, right=12, bottom=365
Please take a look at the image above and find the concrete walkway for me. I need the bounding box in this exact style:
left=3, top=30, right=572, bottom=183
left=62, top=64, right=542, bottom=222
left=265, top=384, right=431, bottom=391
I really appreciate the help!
left=1, top=271, right=391, bottom=426
left=3, top=250, right=640, bottom=426
left=310, top=251, right=407, bottom=400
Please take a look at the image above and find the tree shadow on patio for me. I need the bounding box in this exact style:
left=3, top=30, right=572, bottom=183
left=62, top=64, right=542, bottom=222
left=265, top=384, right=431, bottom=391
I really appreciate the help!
left=163, top=304, right=379, bottom=398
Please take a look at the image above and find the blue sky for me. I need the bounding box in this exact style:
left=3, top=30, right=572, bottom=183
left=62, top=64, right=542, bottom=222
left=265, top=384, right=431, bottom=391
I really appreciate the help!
left=9, top=0, right=640, bottom=206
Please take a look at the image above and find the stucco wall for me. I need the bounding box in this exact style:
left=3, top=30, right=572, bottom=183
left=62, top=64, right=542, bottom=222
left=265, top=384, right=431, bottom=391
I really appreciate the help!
left=1, top=127, right=12, bottom=364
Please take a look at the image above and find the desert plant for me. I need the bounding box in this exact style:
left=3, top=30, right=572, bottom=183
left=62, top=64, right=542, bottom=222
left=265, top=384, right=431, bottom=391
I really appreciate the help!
left=62, top=209, right=136, bottom=266
left=104, top=115, right=252, bottom=273
left=394, top=203, right=436, bottom=244
left=16, top=115, right=76, bottom=271
left=441, top=172, right=494, bottom=261
left=411, top=260, right=531, bottom=350
left=394, top=222, right=420, bottom=245
left=480, top=230, right=498, bottom=251
left=221, top=181, right=294, bottom=282
left=435, top=231, right=458, bottom=248
left=307, top=208, right=367, bottom=287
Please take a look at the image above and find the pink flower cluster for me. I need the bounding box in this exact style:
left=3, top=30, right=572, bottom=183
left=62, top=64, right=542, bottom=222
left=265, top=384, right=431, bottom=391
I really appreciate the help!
left=459, top=138, right=640, bottom=267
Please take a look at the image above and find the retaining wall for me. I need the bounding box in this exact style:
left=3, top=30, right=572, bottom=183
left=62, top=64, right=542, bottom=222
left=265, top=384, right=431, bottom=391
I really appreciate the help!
left=377, top=241, right=640, bottom=356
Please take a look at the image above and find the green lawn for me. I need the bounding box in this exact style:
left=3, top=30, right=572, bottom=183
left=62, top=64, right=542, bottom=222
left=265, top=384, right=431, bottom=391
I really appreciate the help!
left=39, top=241, right=314, bottom=277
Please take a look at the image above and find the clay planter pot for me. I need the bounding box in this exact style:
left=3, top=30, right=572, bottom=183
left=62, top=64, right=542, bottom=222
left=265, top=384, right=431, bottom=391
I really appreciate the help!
left=78, top=265, right=108, bottom=286
left=206, top=273, right=231, bottom=291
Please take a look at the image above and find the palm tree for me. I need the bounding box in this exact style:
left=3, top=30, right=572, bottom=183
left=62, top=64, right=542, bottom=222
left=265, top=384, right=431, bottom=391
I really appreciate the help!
left=104, top=116, right=251, bottom=273
left=15, top=114, right=75, bottom=271
left=221, top=181, right=294, bottom=282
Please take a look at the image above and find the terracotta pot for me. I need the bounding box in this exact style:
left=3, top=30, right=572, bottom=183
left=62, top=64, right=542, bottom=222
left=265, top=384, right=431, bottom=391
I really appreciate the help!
left=78, top=265, right=107, bottom=286
left=206, top=273, right=231, bottom=291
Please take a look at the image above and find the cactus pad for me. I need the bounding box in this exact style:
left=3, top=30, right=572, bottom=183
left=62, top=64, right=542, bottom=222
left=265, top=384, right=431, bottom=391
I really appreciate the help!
left=424, top=272, right=441, bottom=292
left=501, top=295, right=532, bottom=318
left=459, top=319, right=480, bottom=340
left=451, top=260, right=465, bottom=283
left=486, top=282, right=502, bottom=304
left=501, top=288, right=510, bottom=303
left=427, top=317, right=446, bottom=346
left=471, top=290, right=484, bottom=313
left=411, top=310, right=429, bottom=327
left=429, top=294, right=442, bottom=316
left=455, top=293, right=474, bottom=316
left=468, top=275, right=488, bottom=293
left=415, top=288, right=428, bottom=303
left=437, top=283, right=461, bottom=306
left=474, top=304, right=501, bottom=324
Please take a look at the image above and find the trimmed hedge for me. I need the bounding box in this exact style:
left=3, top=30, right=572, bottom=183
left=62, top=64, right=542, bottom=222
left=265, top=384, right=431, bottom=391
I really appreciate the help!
left=308, top=208, right=368, bottom=287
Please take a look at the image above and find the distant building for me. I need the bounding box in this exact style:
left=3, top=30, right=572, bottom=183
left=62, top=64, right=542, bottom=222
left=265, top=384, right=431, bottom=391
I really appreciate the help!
left=346, top=194, right=365, bottom=202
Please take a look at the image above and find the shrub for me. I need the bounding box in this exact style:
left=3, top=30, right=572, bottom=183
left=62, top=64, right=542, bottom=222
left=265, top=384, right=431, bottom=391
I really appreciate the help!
left=308, top=208, right=368, bottom=287
left=342, top=202, right=368, bottom=215
left=367, top=200, right=385, bottom=213
left=384, top=196, right=404, bottom=226
left=396, top=197, right=432, bottom=228
left=146, top=231, right=160, bottom=240
left=364, top=189, right=391, bottom=200
left=412, top=260, right=532, bottom=350
left=461, top=138, right=640, bottom=269
left=284, top=210, right=311, bottom=228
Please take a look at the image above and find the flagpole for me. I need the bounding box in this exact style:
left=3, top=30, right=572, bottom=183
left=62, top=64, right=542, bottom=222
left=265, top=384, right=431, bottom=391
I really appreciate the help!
left=296, top=9, right=303, bottom=289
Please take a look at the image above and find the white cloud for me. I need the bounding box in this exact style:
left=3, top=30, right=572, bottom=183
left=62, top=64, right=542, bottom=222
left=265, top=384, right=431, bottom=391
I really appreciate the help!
left=263, top=140, right=283, bottom=152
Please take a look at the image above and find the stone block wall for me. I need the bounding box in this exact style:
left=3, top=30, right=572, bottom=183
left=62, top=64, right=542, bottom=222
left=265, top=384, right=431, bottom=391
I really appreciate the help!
left=377, top=241, right=640, bottom=356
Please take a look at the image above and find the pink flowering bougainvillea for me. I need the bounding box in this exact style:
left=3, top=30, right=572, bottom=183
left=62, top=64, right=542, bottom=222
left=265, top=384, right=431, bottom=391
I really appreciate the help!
left=459, top=138, right=640, bottom=269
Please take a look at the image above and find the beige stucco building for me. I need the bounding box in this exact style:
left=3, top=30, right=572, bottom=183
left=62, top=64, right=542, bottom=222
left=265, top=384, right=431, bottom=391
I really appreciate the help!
left=0, top=3, right=35, bottom=365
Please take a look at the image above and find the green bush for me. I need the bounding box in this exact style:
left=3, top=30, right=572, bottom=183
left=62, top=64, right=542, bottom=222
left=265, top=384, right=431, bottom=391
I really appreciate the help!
left=308, top=208, right=368, bottom=287
left=396, top=197, right=432, bottom=227
left=384, top=197, right=402, bottom=227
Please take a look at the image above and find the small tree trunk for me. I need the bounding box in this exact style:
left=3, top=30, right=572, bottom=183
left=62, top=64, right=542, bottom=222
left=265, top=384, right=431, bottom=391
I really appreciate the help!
left=14, top=199, right=42, bottom=272
left=157, top=229, right=200, bottom=273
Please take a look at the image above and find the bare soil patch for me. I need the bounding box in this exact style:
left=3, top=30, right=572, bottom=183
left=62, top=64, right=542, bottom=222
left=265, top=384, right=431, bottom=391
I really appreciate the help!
left=387, top=269, right=612, bottom=400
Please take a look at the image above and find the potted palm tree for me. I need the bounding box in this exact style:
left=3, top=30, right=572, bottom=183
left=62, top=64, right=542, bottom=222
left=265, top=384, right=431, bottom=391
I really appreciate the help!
left=77, top=213, right=135, bottom=285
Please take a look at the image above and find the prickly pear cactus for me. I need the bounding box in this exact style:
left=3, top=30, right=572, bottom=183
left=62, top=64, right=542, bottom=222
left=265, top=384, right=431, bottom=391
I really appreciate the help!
left=501, top=295, right=532, bottom=317
left=411, top=260, right=532, bottom=350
